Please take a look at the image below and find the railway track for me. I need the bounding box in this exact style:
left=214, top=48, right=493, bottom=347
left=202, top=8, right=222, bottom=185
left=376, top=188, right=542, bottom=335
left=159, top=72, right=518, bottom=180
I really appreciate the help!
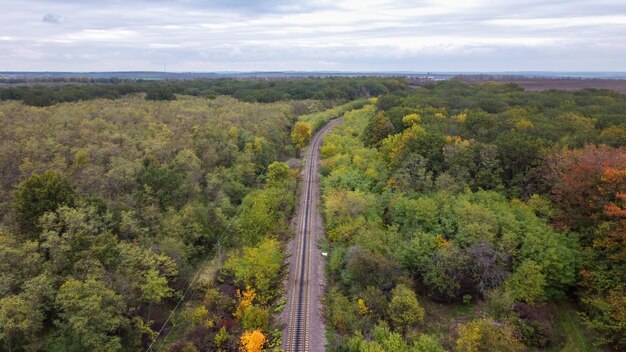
left=284, top=119, right=340, bottom=352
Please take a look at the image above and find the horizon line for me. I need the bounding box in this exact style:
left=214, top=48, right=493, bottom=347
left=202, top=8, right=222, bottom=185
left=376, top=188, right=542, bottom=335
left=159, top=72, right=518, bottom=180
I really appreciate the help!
left=2, top=70, right=626, bottom=74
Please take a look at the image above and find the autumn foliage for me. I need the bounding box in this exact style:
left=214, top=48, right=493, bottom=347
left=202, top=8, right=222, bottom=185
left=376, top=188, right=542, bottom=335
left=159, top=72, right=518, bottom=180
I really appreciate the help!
left=239, top=329, right=266, bottom=352
left=320, top=82, right=626, bottom=351
left=544, top=144, right=626, bottom=229
left=291, top=121, right=312, bottom=149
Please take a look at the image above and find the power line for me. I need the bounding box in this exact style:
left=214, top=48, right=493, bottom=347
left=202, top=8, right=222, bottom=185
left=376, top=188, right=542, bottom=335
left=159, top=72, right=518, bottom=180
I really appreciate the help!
left=146, top=198, right=247, bottom=352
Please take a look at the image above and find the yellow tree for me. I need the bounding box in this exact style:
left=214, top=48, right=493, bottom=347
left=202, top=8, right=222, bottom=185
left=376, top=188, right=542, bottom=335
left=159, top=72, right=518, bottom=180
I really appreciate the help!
left=456, top=318, right=524, bottom=352
left=291, top=121, right=312, bottom=149
left=240, top=329, right=266, bottom=352
left=234, top=286, right=256, bottom=319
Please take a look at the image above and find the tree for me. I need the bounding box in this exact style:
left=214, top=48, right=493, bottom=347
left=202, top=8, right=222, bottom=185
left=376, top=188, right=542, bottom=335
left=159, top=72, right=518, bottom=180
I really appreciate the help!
left=544, top=144, right=626, bottom=229
left=234, top=286, right=256, bottom=320
left=363, top=112, right=395, bottom=147
left=467, top=241, right=510, bottom=295
left=110, top=241, right=178, bottom=310
left=236, top=188, right=293, bottom=245
left=381, top=124, right=445, bottom=174
left=0, top=295, right=43, bottom=352
left=223, top=238, right=283, bottom=304
left=145, top=84, right=176, bottom=101
left=581, top=287, right=626, bottom=349
left=141, top=269, right=173, bottom=320
left=267, top=161, right=291, bottom=187
left=519, top=227, right=579, bottom=298
left=471, top=144, right=503, bottom=191
left=14, top=170, right=76, bottom=235
left=505, top=259, right=546, bottom=304
left=494, top=131, right=544, bottom=191
left=421, top=245, right=468, bottom=301
left=214, top=326, right=229, bottom=349
left=240, top=330, right=266, bottom=352
left=361, top=286, right=389, bottom=320
left=241, top=305, right=269, bottom=331
left=402, top=113, right=421, bottom=126
left=0, top=232, right=43, bottom=295
left=412, top=334, right=446, bottom=352
left=344, top=246, right=397, bottom=291
left=595, top=178, right=626, bottom=263
left=40, top=203, right=118, bottom=275
left=291, top=121, right=312, bottom=149
left=388, top=284, right=425, bottom=333
left=455, top=318, right=524, bottom=352
left=327, top=288, right=358, bottom=334
left=372, top=323, right=410, bottom=352
left=55, top=276, right=127, bottom=352
left=323, top=189, right=379, bottom=230
left=392, top=154, right=433, bottom=194
left=173, top=148, right=203, bottom=187
left=161, top=203, right=214, bottom=260
left=136, top=160, right=184, bottom=209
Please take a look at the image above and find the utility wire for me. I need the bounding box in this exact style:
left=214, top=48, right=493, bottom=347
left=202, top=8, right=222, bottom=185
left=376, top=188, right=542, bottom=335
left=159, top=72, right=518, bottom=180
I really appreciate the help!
left=146, top=198, right=247, bottom=352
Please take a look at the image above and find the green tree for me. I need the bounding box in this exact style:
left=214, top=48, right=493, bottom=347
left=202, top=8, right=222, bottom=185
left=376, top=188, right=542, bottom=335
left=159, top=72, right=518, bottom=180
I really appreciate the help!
left=519, top=227, right=579, bottom=298
left=236, top=188, right=293, bottom=245
left=14, top=170, right=76, bottom=235
left=581, top=287, right=626, bottom=349
left=327, top=288, right=358, bottom=334
left=0, top=232, right=43, bottom=295
left=0, top=295, right=43, bottom=352
left=471, top=144, right=503, bottom=191
left=241, top=305, right=269, bottom=331
left=137, top=159, right=184, bottom=209
left=344, top=246, right=397, bottom=291
left=505, top=259, right=546, bottom=304
left=141, top=269, right=173, bottom=320
left=267, top=161, right=291, bottom=187
left=223, top=238, right=284, bottom=304
left=55, top=276, right=127, bottom=352
left=40, top=203, right=118, bottom=275
left=145, top=84, right=176, bottom=101
left=412, top=334, right=446, bottom=352
left=392, top=153, right=433, bottom=193
left=388, top=284, right=425, bottom=333
left=215, top=326, right=229, bottom=349
left=161, top=203, right=214, bottom=260
left=173, top=148, right=203, bottom=187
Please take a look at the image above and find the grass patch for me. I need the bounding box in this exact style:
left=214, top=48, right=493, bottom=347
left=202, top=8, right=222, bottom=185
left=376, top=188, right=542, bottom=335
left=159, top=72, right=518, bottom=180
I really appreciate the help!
left=541, top=302, right=598, bottom=352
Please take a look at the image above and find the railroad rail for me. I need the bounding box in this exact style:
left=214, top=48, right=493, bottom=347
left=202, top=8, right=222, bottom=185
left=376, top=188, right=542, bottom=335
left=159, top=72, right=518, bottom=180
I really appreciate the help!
left=285, top=119, right=340, bottom=352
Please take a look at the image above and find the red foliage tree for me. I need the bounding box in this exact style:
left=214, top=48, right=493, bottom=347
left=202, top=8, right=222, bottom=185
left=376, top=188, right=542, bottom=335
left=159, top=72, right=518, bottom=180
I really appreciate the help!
left=596, top=190, right=626, bottom=263
left=544, top=144, right=626, bottom=230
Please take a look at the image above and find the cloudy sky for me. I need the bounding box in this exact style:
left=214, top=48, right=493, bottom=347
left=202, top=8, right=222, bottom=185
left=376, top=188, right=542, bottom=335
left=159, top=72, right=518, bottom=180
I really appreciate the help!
left=1, top=0, right=625, bottom=72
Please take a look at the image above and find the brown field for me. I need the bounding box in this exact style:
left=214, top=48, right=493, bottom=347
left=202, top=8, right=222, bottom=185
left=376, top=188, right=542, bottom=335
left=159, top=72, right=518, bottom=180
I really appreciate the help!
left=467, top=78, right=626, bottom=94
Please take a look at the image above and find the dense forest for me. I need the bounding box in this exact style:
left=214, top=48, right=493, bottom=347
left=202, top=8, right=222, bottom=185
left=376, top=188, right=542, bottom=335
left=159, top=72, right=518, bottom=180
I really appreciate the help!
left=0, top=78, right=625, bottom=352
left=0, top=73, right=408, bottom=352
left=320, top=81, right=626, bottom=351
left=0, top=94, right=308, bottom=351
left=0, top=77, right=406, bottom=107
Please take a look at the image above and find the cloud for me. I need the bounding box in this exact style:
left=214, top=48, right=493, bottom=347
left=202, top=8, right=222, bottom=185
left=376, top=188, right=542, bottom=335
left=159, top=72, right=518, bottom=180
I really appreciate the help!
left=0, top=0, right=624, bottom=71
left=42, top=13, right=63, bottom=24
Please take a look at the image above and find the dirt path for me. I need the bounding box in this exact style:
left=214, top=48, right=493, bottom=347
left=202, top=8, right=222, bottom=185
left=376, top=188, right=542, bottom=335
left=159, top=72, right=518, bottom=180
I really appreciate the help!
left=280, top=119, right=341, bottom=352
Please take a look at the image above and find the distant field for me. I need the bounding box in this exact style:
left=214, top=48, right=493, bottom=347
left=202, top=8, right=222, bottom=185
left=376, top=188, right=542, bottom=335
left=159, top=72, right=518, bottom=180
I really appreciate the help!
left=466, top=78, right=626, bottom=93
